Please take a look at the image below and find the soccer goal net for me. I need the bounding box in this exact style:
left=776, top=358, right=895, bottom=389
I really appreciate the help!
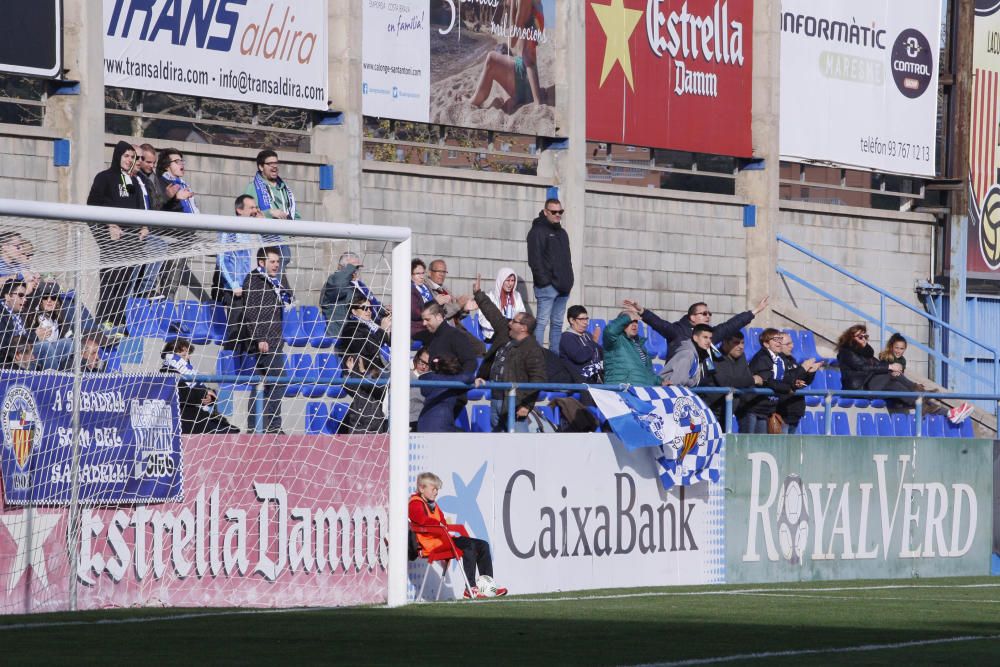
left=0, top=198, right=412, bottom=614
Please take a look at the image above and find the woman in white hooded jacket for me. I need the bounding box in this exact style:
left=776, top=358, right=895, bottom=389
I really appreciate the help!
left=477, top=266, right=526, bottom=343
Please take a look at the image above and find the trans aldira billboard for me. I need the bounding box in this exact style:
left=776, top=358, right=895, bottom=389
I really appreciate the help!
left=103, top=0, right=329, bottom=110
left=408, top=433, right=723, bottom=598
left=779, top=0, right=943, bottom=176
left=585, top=0, right=753, bottom=157
left=726, top=435, right=993, bottom=584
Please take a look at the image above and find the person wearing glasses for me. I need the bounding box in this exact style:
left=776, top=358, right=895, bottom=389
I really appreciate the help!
left=152, top=148, right=210, bottom=303
left=559, top=305, right=604, bottom=383
left=321, top=252, right=384, bottom=339
left=424, top=259, right=453, bottom=305
left=746, top=328, right=796, bottom=433
left=836, top=323, right=913, bottom=412
left=527, top=198, right=573, bottom=351
left=0, top=279, right=31, bottom=368
left=336, top=294, right=392, bottom=434
left=245, top=149, right=299, bottom=276
left=624, top=296, right=770, bottom=364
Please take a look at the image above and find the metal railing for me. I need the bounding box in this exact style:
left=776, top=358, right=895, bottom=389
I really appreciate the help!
left=776, top=235, right=1000, bottom=402
left=194, top=375, right=992, bottom=437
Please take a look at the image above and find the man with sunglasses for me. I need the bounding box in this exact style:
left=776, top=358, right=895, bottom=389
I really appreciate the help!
left=0, top=279, right=31, bottom=368
left=624, top=295, right=770, bottom=364
left=527, top=198, right=574, bottom=351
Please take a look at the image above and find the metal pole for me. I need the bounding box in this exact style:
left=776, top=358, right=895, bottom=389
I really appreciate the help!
left=67, top=228, right=85, bottom=612
left=879, top=295, right=886, bottom=350
left=506, top=386, right=517, bottom=433
left=724, top=391, right=734, bottom=433
left=824, top=393, right=833, bottom=435
left=915, top=396, right=923, bottom=437
left=254, top=383, right=264, bottom=433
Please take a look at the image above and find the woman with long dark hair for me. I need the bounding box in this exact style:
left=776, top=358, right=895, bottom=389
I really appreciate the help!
left=417, top=352, right=474, bottom=432
left=836, top=324, right=912, bottom=411
left=336, top=294, right=392, bottom=434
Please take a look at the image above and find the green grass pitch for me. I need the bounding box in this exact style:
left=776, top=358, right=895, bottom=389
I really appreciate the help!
left=3, top=577, right=998, bottom=665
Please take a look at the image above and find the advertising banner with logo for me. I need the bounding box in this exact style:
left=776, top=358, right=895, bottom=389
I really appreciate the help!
left=409, top=433, right=723, bottom=598
left=585, top=0, right=753, bottom=157
left=103, top=0, right=329, bottom=110
left=726, top=435, right=992, bottom=584
left=0, top=0, right=61, bottom=77
left=362, top=0, right=559, bottom=136
left=967, top=0, right=1000, bottom=279
left=0, top=372, right=182, bottom=506
left=779, top=0, right=942, bottom=176
left=0, top=434, right=387, bottom=614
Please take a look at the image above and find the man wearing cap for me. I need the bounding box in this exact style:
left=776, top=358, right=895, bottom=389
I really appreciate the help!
left=320, top=252, right=384, bottom=338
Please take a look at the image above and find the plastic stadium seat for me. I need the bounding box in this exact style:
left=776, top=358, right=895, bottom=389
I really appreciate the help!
left=782, top=329, right=799, bottom=349
left=216, top=349, right=252, bottom=392
left=923, top=414, right=946, bottom=438
left=283, top=353, right=310, bottom=398
left=169, top=300, right=214, bottom=345
left=125, top=298, right=162, bottom=338
left=870, top=398, right=887, bottom=409
left=316, top=353, right=347, bottom=398
left=653, top=363, right=664, bottom=375
left=892, top=413, right=914, bottom=436
left=101, top=346, right=123, bottom=373
left=536, top=405, right=560, bottom=427
left=875, top=413, right=894, bottom=436
left=824, top=369, right=854, bottom=408
left=856, top=413, right=876, bottom=436
left=797, top=329, right=819, bottom=359
left=461, top=315, right=482, bottom=340
left=454, top=407, right=471, bottom=432
left=328, top=402, right=349, bottom=434
left=744, top=327, right=762, bottom=360
left=540, top=391, right=568, bottom=401
left=647, top=329, right=668, bottom=360
left=471, top=405, right=492, bottom=433
left=798, top=412, right=817, bottom=435
left=303, top=306, right=335, bottom=348
left=282, top=306, right=307, bottom=347
left=209, top=303, right=229, bottom=344
left=814, top=410, right=827, bottom=435
left=960, top=418, right=974, bottom=438
left=305, top=402, right=329, bottom=434
left=466, top=387, right=488, bottom=401
left=832, top=411, right=851, bottom=435
left=299, top=354, right=329, bottom=399
left=805, top=366, right=825, bottom=407
left=588, top=319, right=607, bottom=338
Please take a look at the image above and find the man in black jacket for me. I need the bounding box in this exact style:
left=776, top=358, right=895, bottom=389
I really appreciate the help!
left=472, top=274, right=547, bottom=432
left=0, top=279, right=31, bottom=368
left=624, top=295, right=770, bottom=363
left=526, top=198, right=573, bottom=351
left=700, top=331, right=762, bottom=431
left=776, top=333, right=822, bottom=434
left=746, top=328, right=794, bottom=434
left=87, top=140, right=148, bottom=328
left=421, top=302, right=479, bottom=375
left=231, top=247, right=292, bottom=434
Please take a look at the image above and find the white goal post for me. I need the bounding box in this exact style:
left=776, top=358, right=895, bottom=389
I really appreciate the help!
left=0, top=198, right=412, bottom=611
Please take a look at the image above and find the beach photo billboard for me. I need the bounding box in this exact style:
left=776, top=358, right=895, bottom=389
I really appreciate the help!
left=779, top=0, right=943, bottom=176
left=585, top=0, right=754, bottom=157
left=363, top=0, right=560, bottom=137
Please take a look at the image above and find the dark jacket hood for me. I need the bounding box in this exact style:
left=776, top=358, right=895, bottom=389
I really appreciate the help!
left=110, top=141, right=134, bottom=173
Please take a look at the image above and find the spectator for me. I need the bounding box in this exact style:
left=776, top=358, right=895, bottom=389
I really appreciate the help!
left=746, top=328, right=795, bottom=433
left=0, top=279, right=30, bottom=368
left=245, top=149, right=299, bottom=275
left=410, top=349, right=431, bottom=431
left=477, top=267, right=526, bottom=344
left=625, top=296, right=770, bottom=363
left=0, top=232, right=28, bottom=280
left=700, top=331, right=761, bottom=431
left=418, top=353, right=474, bottom=433
left=661, top=323, right=715, bottom=387
left=336, top=294, right=391, bottom=434
left=527, top=198, right=573, bottom=350
left=603, top=306, right=658, bottom=386
left=80, top=336, right=106, bottom=373
left=86, top=140, right=147, bottom=329
left=425, top=259, right=453, bottom=304
left=321, top=252, right=384, bottom=339
left=877, top=333, right=925, bottom=391
left=154, top=148, right=209, bottom=303
left=559, top=305, right=604, bottom=383
left=159, top=338, right=240, bottom=435
left=421, top=302, right=479, bottom=376
left=130, top=143, right=169, bottom=298
left=836, top=324, right=914, bottom=412
left=9, top=336, right=35, bottom=371
left=218, top=195, right=259, bottom=317
left=230, top=246, right=292, bottom=434
left=444, top=301, right=487, bottom=358
left=776, top=333, right=822, bottom=434
left=473, top=273, right=546, bottom=432
left=409, top=472, right=507, bottom=599
left=23, top=281, right=74, bottom=371
left=410, top=259, right=434, bottom=343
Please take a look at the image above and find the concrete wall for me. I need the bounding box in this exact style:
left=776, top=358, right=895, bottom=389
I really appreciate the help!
left=0, top=131, right=59, bottom=202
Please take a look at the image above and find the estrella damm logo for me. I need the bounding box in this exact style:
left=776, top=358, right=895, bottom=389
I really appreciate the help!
left=2, top=385, right=42, bottom=470
left=979, top=186, right=1000, bottom=270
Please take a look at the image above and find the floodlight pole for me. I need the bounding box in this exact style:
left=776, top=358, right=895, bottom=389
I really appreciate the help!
left=387, top=238, right=412, bottom=607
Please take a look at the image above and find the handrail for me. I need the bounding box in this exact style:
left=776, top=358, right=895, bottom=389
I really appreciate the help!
left=776, top=234, right=1000, bottom=398
left=193, top=374, right=990, bottom=437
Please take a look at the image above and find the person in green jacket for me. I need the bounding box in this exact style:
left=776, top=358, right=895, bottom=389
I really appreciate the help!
left=603, top=305, right=660, bottom=386
left=244, top=149, right=300, bottom=275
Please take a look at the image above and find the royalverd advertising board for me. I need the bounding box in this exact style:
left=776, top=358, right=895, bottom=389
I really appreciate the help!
left=779, top=0, right=943, bottom=177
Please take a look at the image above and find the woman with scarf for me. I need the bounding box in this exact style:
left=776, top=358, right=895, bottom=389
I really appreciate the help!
left=154, top=148, right=210, bottom=302
left=477, top=267, right=526, bottom=343
left=836, top=324, right=913, bottom=412
left=410, top=258, right=435, bottom=344
left=559, top=305, right=604, bottom=383
left=336, top=294, right=392, bottom=434
left=159, top=338, right=239, bottom=434
left=245, top=149, right=299, bottom=276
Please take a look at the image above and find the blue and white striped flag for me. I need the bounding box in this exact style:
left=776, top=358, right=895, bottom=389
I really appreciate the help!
left=589, top=386, right=723, bottom=490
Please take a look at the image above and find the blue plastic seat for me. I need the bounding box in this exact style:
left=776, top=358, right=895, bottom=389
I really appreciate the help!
left=824, top=369, right=854, bottom=408
left=316, top=353, right=347, bottom=398
left=466, top=387, right=488, bottom=401
left=461, top=315, right=482, bottom=340
left=471, top=405, right=492, bottom=433
left=300, top=306, right=333, bottom=348
left=328, top=402, right=349, bottom=434
left=299, top=354, right=329, bottom=398
left=805, top=367, right=826, bottom=407
left=588, top=318, right=607, bottom=337
left=729, top=414, right=739, bottom=433
left=892, top=413, right=914, bottom=436
left=798, top=412, right=817, bottom=435
left=283, top=353, right=310, bottom=398
left=454, top=407, right=471, bottom=432
left=815, top=410, right=827, bottom=435
left=875, top=413, right=894, bottom=436
left=125, top=297, right=161, bottom=338
left=798, top=329, right=820, bottom=360
left=536, top=405, right=560, bottom=427
left=923, top=414, right=946, bottom=438
left=744, top=327, right=763, bottom=360
left=647, top=329, right=668, bottom=360
left=832, top=410, right=851, bottom=435
left=209, top=304, right=229, bottom=344
left=305, top=402, right=329, bottom=434
left=653, top=363, right=664, bottom=375
left=217, top=349, right=253, bottom=391
left=856, top=413, right=876, bottom=436
left=782, top=329, right=800, bottom=350
left=960, top=417, right=974, bottom=438
left=282, top=306, right=307, bottom=347
left=169, top=300, right=213, bottom=344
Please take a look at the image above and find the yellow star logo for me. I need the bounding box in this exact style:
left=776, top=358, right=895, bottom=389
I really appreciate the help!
left=592, top=0, right=644, bottom=90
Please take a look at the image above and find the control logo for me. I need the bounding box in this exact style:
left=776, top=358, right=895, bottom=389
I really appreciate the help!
left=891, top=28, right=933, bottom=98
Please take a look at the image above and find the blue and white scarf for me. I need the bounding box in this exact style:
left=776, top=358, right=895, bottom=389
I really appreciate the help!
left=415, top=282, right=433, bottom=303
left=161, top=172, right=199, bottom=214
left=252, top=172, right=297, bottom=219
left=255, top=266, right=293, bottom=305
left=162, top=353, right=203, bottom=388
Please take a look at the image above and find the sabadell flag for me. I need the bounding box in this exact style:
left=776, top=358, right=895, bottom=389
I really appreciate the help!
left=585, top=0, right=754, bottom=157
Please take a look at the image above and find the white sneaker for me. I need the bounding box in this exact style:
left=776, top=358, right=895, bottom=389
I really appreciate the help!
left=947, top=402, right=974, bottom=424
